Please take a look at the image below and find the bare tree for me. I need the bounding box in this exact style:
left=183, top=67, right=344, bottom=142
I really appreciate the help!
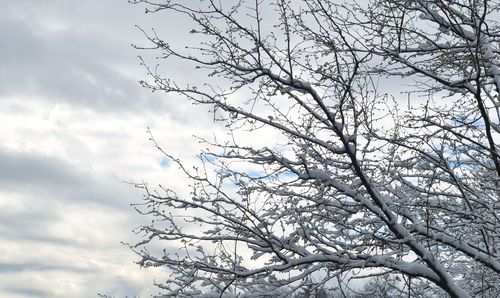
left=129, top=0, right=500, bottom=297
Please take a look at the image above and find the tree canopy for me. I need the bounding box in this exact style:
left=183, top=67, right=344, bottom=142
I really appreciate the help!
left=130, top=0, right=500, bottom=297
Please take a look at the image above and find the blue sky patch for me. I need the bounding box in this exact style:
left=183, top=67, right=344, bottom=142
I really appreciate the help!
left=160, top=157, right=170, bottom=169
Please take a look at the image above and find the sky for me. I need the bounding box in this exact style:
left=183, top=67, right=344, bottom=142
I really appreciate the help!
left=0, top=1, right=218, bottom=297
left=0, top=1, right=434, bottom=297
left=0, top=1, right=470, bottom=297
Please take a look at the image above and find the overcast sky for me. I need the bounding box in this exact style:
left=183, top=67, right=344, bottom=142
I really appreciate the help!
left=0, top=1, right=449, bottom=297
left=0, top=1, right=216, bottom=297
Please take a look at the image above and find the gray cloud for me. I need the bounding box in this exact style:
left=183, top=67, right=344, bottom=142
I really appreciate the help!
left=0, top=147, right=137, bottom=208
left=3, top=286, right=51, bottom=298
left=0, top=20, right=162, bottom=113
left=0, top=261, right=95, bottom=274
left=0, top=205, right=72, bottom=246
left=0, top=0, right=170, bottom=114
left=0, top=0, right=222, bottom=126
left=0, top=146, right=145, bottom=254
left=0, top=1, right=206, bottom=296
left=0, top=148, right=86, bottom=188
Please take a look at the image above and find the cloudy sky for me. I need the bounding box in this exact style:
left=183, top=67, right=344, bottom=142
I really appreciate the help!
left=0, top=1, right=217, bottom=296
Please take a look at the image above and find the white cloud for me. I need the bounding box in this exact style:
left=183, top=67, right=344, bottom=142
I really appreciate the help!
left=0, top=0, right=290, bottom=295
left=0, top=0, right=217, bottom=296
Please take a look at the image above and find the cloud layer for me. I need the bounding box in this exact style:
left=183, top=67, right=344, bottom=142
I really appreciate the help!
left=0, top=0, right=211, bottom=296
